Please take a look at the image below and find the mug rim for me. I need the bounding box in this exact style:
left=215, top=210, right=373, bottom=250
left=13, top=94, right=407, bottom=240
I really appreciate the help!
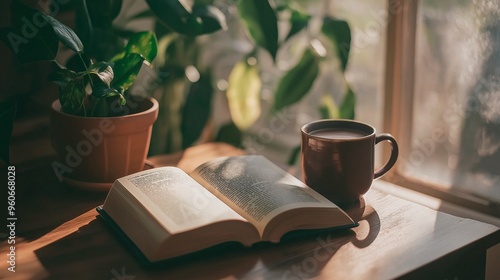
left=301, top=119, right=376, bottom=141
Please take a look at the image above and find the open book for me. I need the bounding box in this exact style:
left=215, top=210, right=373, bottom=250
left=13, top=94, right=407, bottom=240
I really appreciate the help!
left=97, top=155, right=356, bottom=262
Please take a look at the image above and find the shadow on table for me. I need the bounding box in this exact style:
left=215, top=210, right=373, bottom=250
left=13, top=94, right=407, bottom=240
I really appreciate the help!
left=34, top=198, right=380, bottom=279
left=35, top=217, right=260, bottom=279
left=11, top=157, right=107, bottom=241
left=253, top=197, right=381, bottom=279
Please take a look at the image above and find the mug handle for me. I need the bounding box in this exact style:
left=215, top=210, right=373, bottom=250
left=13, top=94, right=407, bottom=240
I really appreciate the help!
left=374, top=133, right=399, bottom=179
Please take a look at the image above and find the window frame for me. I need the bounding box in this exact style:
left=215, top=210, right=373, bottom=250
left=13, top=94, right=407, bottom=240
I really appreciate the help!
left=382, top=0, right=500, bottom=217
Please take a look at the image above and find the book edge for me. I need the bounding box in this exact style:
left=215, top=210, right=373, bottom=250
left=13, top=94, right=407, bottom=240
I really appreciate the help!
left=96, top=206, right=358, bottom=265
left=96, top=206, right=153, bottom=265
left=96, top=206, right=249, bottom=265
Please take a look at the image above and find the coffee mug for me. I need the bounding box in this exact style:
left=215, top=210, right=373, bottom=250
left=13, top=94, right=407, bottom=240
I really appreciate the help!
left=301, top=119, right=398, bottom=206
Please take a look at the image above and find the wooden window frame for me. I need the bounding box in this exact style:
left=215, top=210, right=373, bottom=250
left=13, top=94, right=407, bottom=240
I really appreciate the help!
left=382, top=0, right=500, bottom=217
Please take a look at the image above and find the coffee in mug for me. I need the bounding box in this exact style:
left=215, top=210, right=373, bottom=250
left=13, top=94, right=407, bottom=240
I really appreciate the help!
left=301, top=119, right=398, bottom=206
left=309, top=128, right=366, bottom=139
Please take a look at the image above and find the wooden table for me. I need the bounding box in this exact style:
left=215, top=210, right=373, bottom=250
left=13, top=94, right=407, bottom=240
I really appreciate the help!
left=1, top=142, right=499, bottom=279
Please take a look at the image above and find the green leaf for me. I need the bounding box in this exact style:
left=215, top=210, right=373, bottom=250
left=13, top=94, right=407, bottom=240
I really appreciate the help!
left=59, top=80, right=86, bottom=115
left=75, top=1, right=123, bottom=58
left=1, top=2, right=59, bottom=63
left=155, top=33, right=179, bottom=66
left=146, top=0, right=192, bottom=33
left=192, top=4, right=228, bottom=34
left=89, top=96, right=109, bottom=117
left=318, top=94, right=339, bottom=119
left=215, top=122, right=243, bottom=148
left=49, top=68, right=78, bottom=88
left=285, top=8, right=311, bottom=41
left=49, top=67, right=87, bottom=115
left=88, top=61, right=114, bottom=87
left=237, top=0, right=278, bottom=60
left=92, top=85, right=119, bottom=98
left=227, top=57, right=262, bottom=131
left=111, top=53, right=145, bottom=92
left=88, top=93, right=125, bottom=117
left=181, top=71, right=214, bottom=148
left=321, top=17, right=351, bottom=72
left=42, top=13, right=84, bottom=53
left=272, top=46, right=321, bottom=111
left=339, top=85, right=356, bottom=119
left=112, top=31, right=158, bottom=63
left=147, top=0, right=224, bottom=36
left=85, top=0, right=123, bottom=28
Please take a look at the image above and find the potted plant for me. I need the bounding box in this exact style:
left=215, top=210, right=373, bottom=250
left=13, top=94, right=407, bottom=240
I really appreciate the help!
left=1, top=2, right=158, bottom=189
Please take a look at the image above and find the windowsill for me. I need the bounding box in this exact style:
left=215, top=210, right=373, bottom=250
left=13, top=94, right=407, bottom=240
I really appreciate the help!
left=374, top=179, right=500, bottom=280
left=374, top=179, right=500, bottom=227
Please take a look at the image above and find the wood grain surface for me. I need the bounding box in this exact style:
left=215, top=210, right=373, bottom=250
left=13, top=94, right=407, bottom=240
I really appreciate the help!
left=1, top=142, right=499, bottom=279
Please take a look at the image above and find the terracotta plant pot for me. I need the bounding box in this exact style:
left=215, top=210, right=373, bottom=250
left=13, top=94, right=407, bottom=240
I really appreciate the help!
left=49, top=97, right=159, bottom=189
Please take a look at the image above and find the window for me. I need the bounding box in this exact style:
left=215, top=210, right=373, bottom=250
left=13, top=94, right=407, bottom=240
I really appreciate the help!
left=237, top=0, right=388, bottom=166
left=385, top=0, right=500, bottom=217
left=208, top=0, right=499, bottom=218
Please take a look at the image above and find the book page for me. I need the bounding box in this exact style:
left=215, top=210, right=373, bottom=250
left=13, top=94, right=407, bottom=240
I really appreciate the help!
left=118, top=166, right=250, bottom=234
left=191, top=155, right=338, bottom=234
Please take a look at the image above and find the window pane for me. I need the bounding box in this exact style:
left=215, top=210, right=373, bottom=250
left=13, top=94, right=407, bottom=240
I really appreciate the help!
left=331, top=0, right=387, bottom=128
left=241, top=0, right=388, bottom=165
left=407, top=0, right=500, bottom=203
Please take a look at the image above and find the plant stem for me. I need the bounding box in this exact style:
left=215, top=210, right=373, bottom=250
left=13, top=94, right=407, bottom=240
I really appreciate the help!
left=52, top=59, right=65, bottom=69
left=78, top=52, right=94, bottom=88
left=78, top=52, right=95, bottom=117
left=80, top=95, right=87, bottom=117
left=90, top=97, right=100, bottom=117
left=80, top=0, right=94, bottom=46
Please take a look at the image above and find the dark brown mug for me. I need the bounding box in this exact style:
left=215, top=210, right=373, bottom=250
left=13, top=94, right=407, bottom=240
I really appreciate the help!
left=301, top=119, right=398, bottom=206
